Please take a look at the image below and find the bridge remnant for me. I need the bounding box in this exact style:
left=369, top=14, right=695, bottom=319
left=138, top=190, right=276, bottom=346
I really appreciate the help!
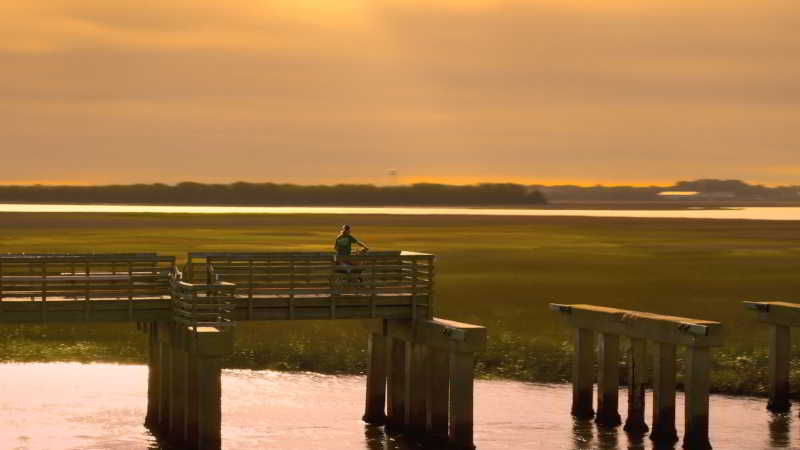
left=550, top=303, right=722, bottom=450
left=744, top=301, right=800, bottom=412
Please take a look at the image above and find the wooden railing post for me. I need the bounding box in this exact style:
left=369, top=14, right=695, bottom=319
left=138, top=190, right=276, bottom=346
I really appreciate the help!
left=768, top=324, right=791, bottom=412
left=596, top=333, right=622, bottom=427
left=572, top=328, right=595, bottom=419
left=650, top=342, right=678, bottom=443
left=624, top=338, right=648, bottom=434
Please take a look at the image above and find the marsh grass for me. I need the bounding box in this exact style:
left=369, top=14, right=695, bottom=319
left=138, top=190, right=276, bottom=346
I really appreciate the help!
left=1, top=212, right=799, bottom=396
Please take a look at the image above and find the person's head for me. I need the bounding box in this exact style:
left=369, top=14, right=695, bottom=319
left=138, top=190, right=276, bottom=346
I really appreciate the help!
left=341, top=224, right=351, bottom=235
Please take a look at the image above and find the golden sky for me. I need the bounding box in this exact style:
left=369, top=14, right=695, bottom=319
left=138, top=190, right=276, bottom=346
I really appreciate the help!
left=1, top=0, right=798, bottom=185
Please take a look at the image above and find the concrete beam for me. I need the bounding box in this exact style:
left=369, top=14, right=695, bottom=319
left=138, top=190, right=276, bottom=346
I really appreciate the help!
left=550, top=304, right=722, bottom=347
left=744, top=301, right=800, bottom=327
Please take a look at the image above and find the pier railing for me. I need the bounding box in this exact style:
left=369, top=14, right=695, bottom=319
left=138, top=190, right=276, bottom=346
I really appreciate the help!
left=170, top=276, right=235, bottom=331
left=0, top=254, right=175, bottom=321
left=743, top=301, right=800, bottom=412
left=184, top=251, right=435, bottom=320
left=550, top=303, right=722, bottom=450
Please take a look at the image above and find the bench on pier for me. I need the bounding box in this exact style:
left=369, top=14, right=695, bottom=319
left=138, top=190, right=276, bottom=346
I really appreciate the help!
left=743, top=301, right=800, bottom=412
left=550, top=303, right=722, bottom=450
left=0, top=254, right=176, bottom=322
left=182, top=251, right=435, bottom=321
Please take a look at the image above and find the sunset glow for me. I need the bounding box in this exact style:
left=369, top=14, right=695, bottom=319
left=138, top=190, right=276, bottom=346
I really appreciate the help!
left=1, top=0, right=797, bottom=186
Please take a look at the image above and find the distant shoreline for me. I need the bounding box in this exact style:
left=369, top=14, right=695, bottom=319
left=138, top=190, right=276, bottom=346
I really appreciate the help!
left=0, top=200, right=798, bottom=210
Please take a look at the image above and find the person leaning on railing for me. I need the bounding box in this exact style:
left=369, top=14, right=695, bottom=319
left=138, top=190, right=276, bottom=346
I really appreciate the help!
left=333, top=225, right=368, bottom=275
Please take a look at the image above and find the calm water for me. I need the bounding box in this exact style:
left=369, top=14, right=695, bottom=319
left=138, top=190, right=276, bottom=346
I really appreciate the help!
left=0, top=362, right=797, bottom=450
left=0, top=203, right=799, bottom=220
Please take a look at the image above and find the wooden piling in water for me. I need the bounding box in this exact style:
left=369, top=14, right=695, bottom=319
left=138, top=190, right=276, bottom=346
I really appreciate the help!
left=768, top=324, right=791, bottom=412
left=683, top=346, right=712, bottom=450
left=427, top=347, right=450, bottom=442
left=449, top=350, right=476, bottom=449
left=363, top=331, right=389, bottom=425
left=571, top=328, right=595, bottom=419
left=624, top=338, right=648, bottom=434
left=145, top=323, right=161, bottom=428
left=369, top=318, right=485, bottom=449
left=386, top=337, right=407, bottom=432
left=550, top=304, right=722, bottom=448
left=650, top=342, right=679, bottom=444
left=406, top=341, right=428, bottom=436
left=596, top=333, right=622, bottom=427
left=743, top=301, right=800, bottom=414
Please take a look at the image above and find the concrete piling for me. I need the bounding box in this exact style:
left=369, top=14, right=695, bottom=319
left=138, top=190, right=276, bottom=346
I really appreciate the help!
left=146, top=323, right=232, bottom=450
left=683, top=346, right=712, bottom=450
left=363, top=332, right=389, bottom=425
left=571, top=328, right=595, bottom=419
left=365, top=318, right=485, bottom=449
left=596, top=333, right=622, bottom=427
left=624, top=338, right=648, bottom=434
left=386, top=337, right=407, bottom=431
left=651, top=342, right=679, bottom=444
left=427, top=347, right=450, bottom=442
left=550, top=304, right=722, bottom=449
left=768, top=324, right=791, bottom=412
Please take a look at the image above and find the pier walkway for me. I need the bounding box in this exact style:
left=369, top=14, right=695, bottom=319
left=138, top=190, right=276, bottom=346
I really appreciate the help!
left=0, top=251, right=485, bottom=450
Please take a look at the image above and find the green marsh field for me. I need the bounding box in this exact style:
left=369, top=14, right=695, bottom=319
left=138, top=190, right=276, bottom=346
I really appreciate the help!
left=1, top=212, right=799, bottom=397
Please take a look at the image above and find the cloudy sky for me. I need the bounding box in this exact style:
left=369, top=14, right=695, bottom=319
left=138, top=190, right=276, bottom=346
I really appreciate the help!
left=1, top=1, right=797, bottom=186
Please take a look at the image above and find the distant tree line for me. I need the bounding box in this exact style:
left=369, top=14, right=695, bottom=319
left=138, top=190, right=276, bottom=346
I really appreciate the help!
left=536, top=179, right=800, bottom=202
left=0, top=182, right=547, bottom=206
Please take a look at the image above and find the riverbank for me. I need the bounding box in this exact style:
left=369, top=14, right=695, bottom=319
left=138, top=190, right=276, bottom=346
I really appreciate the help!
left=0, top=212, right=799, bottom=397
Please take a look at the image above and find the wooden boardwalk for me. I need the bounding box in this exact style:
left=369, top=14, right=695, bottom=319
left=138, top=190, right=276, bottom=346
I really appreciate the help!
left=0, top=251, right=434, bottom=323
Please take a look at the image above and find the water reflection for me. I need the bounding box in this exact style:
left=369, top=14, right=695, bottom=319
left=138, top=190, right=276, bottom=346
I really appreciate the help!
left=769, top=412, right=791, bottom=448
left=1, top=203, right=800, bottom=220
left=1, top=363, right=800, bottom=449
left=573, top=418, right=595, bottom=449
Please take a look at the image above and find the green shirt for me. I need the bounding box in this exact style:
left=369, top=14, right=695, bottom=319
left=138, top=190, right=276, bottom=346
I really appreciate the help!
left=334, top=234, right=359, bottom=256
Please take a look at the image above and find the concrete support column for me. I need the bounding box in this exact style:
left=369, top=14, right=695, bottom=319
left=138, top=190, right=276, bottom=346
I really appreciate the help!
left=650, top=342, right=678, bottom=444
left=624, top=338, right=649, bottom=434
left=406, top=341, right=428, bottom=436
left=145, top=323, right=160, bottom=429
left=449, top=350, right=475, bottom=450
left=196, top=356, right=223, bottom=450
left=571, top=328, right=595, bottom=419
left=683, top=346, right=712, bottom=450
left=185, top=352, right=199, bottom=444
left=169, top=346, right=188, bottom=444
left=596, top=333, right=622, bottom=427
left=363, top=332, right=389, bottom=424
left=768, top=324, right=791, bottom=413
left=386, top=338, right=407, bottom=432
left=158, top=336, right=172, bottom=433
left=427, top=347, right=450, bottom=441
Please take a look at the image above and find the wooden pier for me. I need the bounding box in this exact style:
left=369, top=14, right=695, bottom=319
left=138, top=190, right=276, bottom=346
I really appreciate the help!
left=550, top=304, right=722, bottom=450
left=0, top=251, right=485, bottom=450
